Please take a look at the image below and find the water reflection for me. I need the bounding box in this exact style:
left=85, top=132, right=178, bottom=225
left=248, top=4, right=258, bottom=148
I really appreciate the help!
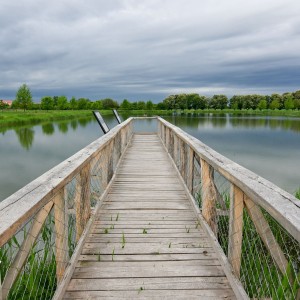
left=163, top=114, right=300, bottom=133
left=14, top=127, right=35, bottom=150
left=70, top=120, right=78, bottom=130
left=42, top=123, right=55, bottom=135
left=57, top=122, right=68, bottom=134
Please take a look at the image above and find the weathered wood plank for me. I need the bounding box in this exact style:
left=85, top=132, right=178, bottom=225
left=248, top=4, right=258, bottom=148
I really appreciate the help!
left=67, top=276, right=231, bottom=291
left=228, top=185, right=244, bottom=278
left=63, top=289, right=236, bottom=299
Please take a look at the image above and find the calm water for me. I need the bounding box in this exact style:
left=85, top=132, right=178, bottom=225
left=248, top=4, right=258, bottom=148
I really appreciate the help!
left=0, top=113, right=299, bottom=201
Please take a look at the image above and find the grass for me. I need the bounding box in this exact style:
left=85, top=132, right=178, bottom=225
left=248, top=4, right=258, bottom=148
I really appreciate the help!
left=0, top=217, right=61, bottom=299
left=1, top=108, right=299, bottom=128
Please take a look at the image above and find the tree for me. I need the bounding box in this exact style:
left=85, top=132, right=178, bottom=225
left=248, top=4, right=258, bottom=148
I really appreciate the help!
left=137, top=101, right=146, bottom=110
left=0, top=100, right=9, bottom=110
left=257, top=99, right=267, bottom=110
left=120, top=99, right=131, bottom=110
left=270, top=99, right=280, bottom=110
left=146, top=100, right=153, bottom=110
left=101, top=98, right=119, bottom=109
left=69, top=97, right=77, bottom=110
left=77, top=98, right=90, bottom=110
left=57, top=96, right=68, bottom=110
left=15, top=84, right=33, bottom=110
left=209, top=95, right=228, bottom=109
left=284, top=95, right=294, bottom=110
left=41, top=96, right=54, bottom=110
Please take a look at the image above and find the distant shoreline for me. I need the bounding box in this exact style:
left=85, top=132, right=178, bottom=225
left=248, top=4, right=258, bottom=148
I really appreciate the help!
left=0, top=109, right=299, bottom=127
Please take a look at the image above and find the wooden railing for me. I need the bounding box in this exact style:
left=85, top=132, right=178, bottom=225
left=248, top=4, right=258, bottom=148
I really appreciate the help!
left=0, top=118, right=133, bottom=299
left=158, top=117, right=300, bottom=299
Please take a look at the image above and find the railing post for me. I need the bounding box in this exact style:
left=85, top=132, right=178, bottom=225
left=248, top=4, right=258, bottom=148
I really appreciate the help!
left=75, top=163, right=91, bottom=241
left=180, top=139, right=186, bottom=179
left=200, top=159, right=217, bottom=235
left=187, top=147, right=194, bottom=193
left=54, top=189, right=68, bottom=283
left=228, top=184, right=244, bottom=278
left=173, top=134, right=178, bottom=167
left=165, top=127, right=170, bottom=152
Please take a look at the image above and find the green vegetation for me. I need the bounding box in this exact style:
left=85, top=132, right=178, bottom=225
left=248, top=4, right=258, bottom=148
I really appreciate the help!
left=0, top=110, right=94, bottom=126
left=14, top=84, right=33, bottom=111
left=295, top=188, right=300, bottom=200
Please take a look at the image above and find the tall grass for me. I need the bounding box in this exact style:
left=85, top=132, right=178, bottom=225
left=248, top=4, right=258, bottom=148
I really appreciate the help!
left=0, top=214, right=76, bottom=299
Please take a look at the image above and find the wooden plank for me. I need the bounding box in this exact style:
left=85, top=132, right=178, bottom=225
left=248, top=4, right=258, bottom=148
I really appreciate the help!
left=67, top=276, right=231, bottom=291
left=63, top=289, right=236, bottom=299
left=78, top=252, right=218, bottom=261
left=200, top=159, right=217, bottom=235
left=228, top=185, right=244, bottom=278
left=72, top=264, right=225, bottom=278
left=82, top=244, right=214, bottom=255
left=54, top=189, right=68, bottom=282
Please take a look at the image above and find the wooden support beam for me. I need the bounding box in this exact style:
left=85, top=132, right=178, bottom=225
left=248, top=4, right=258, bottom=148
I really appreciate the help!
left=186, top=147, right=194, bottom=193
left=244, top=197, right=288, bottom=275
left=200, top=159, right=217, bottom=235
left=1, top=201, right=54, bottom=300
left=54, top=190, right=68, bottom=283
left=228, top=185, right=244, bottom=278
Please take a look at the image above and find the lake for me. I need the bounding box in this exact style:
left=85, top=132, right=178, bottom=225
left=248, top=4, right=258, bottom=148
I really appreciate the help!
left=0, top=113, right=299, bottom=201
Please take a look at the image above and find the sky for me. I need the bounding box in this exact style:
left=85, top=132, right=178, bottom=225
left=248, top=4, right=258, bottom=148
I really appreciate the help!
left=1, top=0, right=300, bottom=102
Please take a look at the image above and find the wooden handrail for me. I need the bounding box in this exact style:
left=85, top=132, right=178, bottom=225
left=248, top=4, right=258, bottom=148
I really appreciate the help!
left=157, top=117, right=300, bottom=243
left=0, top=118, right=133, bottom=248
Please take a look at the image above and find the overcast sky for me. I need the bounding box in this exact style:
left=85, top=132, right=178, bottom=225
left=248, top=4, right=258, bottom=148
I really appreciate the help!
left=1, top=0, right=300, bottom=102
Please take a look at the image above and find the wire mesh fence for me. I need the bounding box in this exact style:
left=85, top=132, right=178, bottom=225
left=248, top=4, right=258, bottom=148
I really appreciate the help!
left=0, top=121, right=132, bottom=299
left=159, top=118, right=300, bottom=300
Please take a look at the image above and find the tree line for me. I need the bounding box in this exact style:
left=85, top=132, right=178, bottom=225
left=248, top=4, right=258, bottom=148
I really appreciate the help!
left=2, top=84, right=300, bottom=111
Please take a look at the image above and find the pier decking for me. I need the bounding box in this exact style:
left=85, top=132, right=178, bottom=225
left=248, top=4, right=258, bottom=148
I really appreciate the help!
left=63, top=134, right=235, bottom=299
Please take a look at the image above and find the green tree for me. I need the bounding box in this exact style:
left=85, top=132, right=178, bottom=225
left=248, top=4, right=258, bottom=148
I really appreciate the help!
left=137, top=101, right=146, bottom=110
left=41, top=96, right=54, bottom=110
left=0, top=100, right=9, bottom=110
left=77, top=98, right=90, bottom=109
left=69, top=97, right=77, bottom=110
left=15, top=84, right=33, bottom=110
left=146, top=100, right=153, bottom=110
left=101, top=98, right=119, bottom=109
left=120, top=99, right=131, bottom=110
left=270, top=94, right=283, bottom=109
left=257, top=99, right=267, bottom=110
left=57, top=96, right=68, bottom=110
left=270, top=99, right=280, bottom=110
left=209, top=95, right=228, bottom=109
left=284, top=95, right=294, bottom=110
left=230, top=95, right=243, bottom=110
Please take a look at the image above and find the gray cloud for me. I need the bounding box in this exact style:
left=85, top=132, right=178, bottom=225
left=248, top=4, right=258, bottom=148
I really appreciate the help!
left=1, top=0, right=300, bottom=102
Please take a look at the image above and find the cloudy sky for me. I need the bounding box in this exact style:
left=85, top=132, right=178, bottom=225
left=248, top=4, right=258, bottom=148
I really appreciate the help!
left=1, top=0, right=300, bottom=102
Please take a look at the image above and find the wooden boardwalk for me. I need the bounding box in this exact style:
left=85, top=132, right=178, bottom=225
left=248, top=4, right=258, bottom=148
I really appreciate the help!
left=63, top=134, right=236, bottom=299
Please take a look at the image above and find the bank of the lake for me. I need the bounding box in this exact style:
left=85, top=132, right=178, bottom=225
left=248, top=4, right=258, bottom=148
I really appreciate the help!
left=1, top=109, right=300, bottom=127
left=0, top=110, right=97, bottom=127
